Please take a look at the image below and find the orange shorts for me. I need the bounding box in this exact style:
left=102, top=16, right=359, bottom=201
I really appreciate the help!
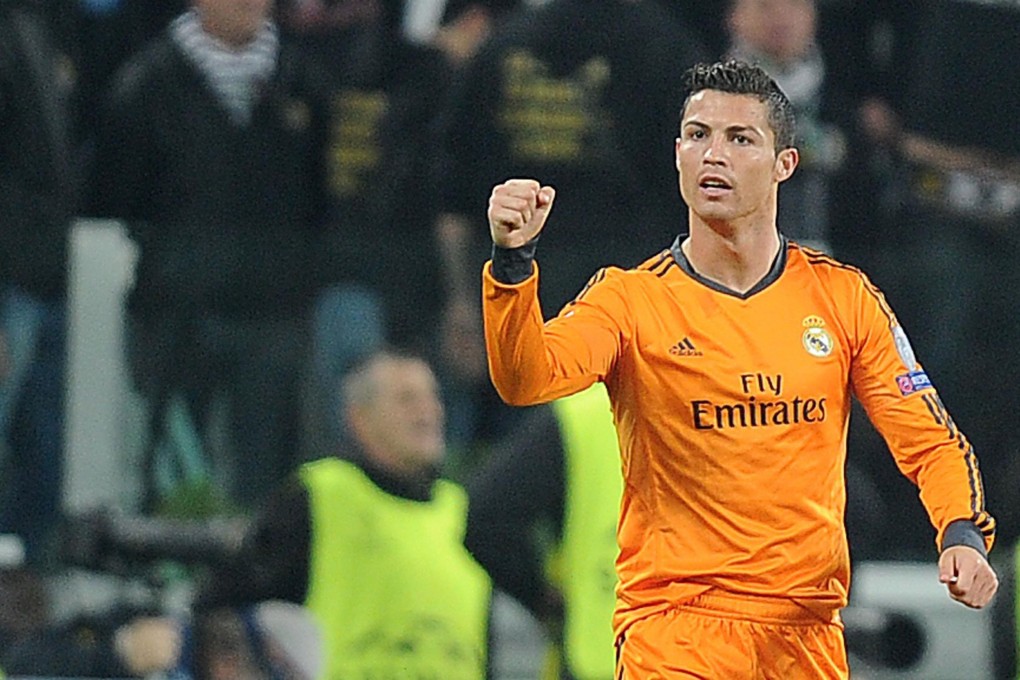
left=615, top=591, right=849, bottom=679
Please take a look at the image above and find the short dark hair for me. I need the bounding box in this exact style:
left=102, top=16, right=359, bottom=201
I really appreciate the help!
left=679, top=60, right=796, bottom=151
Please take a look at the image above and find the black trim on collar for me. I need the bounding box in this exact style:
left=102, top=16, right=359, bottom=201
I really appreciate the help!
left=669, top=234, right=788, bottom=299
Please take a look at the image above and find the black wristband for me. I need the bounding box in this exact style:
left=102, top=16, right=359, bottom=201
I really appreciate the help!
left=940, top=519, right=988, bottom=557
left=491, top=237, right=539, bottom=284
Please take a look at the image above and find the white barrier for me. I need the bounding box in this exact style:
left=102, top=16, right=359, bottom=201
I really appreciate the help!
left=846, top=560, right=995, bottom=679
left=63, top=218, right=142, bottom=514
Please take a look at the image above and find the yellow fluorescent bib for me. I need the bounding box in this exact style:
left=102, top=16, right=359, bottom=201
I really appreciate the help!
left=301, top=459, right=491, bottom=680
left=553, top=384, right=624, bottom=679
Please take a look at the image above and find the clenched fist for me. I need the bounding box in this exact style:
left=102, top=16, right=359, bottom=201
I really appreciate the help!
left=488, top=179, right=556, bottom=249
left=938, top=545, right=999, bottom=609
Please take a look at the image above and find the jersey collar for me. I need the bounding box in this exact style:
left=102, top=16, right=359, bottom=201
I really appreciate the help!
left=669, top=233, right=789, bottom=299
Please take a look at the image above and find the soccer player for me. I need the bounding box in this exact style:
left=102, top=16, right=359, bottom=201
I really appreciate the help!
left=480, top=60, right=998, bottom=678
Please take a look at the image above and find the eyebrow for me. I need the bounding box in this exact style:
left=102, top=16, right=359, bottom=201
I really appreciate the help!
left=682, top=121, right=766, bottom=140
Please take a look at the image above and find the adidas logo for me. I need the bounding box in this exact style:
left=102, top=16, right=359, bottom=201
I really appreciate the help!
left=668, top=337, right=703, bottom=356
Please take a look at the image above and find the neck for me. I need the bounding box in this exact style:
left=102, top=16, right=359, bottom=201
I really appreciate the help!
left=682, top=216, right=781, bottom=294
left=353, top=444, right=438, bottom=502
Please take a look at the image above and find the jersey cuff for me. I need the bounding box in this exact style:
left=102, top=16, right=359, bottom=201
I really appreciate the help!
left=940, top=519, right=988, bottom=557
left=491, top=238, right=538, bottom=284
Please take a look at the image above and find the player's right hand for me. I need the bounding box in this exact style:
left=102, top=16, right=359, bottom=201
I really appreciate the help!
left=487, top=179, right=556, bottom=249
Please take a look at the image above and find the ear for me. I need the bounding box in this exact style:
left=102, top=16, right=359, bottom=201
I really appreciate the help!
left=675, top=137, right=683, bottom=172
left=775, top=147, right=799, bottom=183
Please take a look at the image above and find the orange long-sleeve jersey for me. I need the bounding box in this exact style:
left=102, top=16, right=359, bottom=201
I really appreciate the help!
left=482, top=237, right=995, bottom=637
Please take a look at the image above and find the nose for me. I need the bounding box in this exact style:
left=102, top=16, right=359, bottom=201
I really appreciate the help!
left=703, top=134, right=727, bottom=164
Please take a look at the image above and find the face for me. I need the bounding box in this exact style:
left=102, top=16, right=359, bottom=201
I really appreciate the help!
left=350, top=358, right=445, bottom=476
left=729, top=0, right=817, bottom=64
left=193, top=0, right=274, bottom=47
left=675, top=90, right=797, bottom=227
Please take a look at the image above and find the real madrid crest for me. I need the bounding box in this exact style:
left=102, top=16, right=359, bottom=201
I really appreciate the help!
left=802, top=315, right=834, bottom=358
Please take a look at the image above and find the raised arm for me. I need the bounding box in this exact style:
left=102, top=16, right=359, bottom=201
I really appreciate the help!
left=482, top=179, right=631, bottom=406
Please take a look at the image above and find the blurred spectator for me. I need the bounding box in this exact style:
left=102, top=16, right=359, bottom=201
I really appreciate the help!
left=191, top=349, right=492, bottom=678
left=430, top=0, right=708, bottom=470
left=465, top=383, right=622, bottom=680
left=280, top=0, right=525, bottom=373
left=275, top=0, right=466, bottom=462
left=725, top=0, right=851, bottom=253
left=281, top=0, right=448, bottom=350
left=0, top=0, right=79, bottom=565
left=88, top=0, right=335, bottom=513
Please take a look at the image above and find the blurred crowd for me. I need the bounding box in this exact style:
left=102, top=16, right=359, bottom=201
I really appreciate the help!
left=0, top=0, right=1018, bottom=678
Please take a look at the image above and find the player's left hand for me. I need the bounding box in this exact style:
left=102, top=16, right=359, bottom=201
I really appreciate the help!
left=937, top=545, right=998, bottom=608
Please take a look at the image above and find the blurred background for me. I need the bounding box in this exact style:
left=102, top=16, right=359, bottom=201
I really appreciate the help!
left=0, top=0, right=1017, bottom=677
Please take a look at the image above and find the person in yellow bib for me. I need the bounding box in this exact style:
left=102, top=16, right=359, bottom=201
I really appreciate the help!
left=194, top=348, right=492, bottom=679
left=466, top=383, right=622, bottom=680
left=113, top=349, right=493, bottom=679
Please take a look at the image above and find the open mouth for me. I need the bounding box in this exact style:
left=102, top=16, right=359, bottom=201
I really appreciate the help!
left=699, top=177, right=733, bottom=196
left=699, top=176, right=732, bottom=190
